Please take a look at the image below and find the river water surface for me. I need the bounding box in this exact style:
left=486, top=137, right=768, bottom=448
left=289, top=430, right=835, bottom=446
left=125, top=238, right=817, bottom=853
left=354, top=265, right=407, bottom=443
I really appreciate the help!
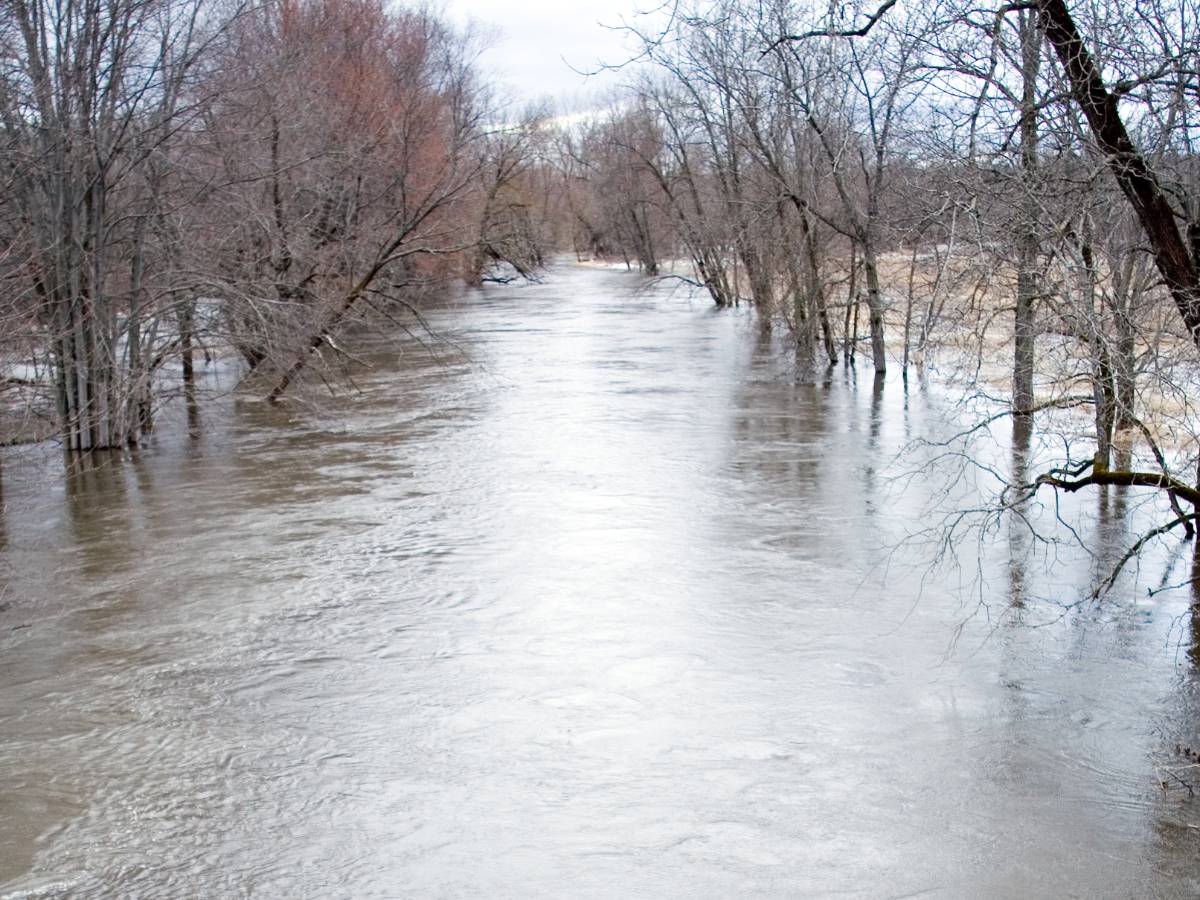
left=2, top=263, right=1200, bottom=898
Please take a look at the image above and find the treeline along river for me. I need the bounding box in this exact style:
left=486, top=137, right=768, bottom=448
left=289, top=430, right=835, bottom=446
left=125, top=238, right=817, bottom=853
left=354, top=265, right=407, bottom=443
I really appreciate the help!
left=1, top=264, right=1199, bottom=897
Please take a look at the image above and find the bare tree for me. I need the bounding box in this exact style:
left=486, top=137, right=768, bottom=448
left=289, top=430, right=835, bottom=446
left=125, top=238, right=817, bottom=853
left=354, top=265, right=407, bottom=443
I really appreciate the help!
left=1, top=0, right=240, bottom=449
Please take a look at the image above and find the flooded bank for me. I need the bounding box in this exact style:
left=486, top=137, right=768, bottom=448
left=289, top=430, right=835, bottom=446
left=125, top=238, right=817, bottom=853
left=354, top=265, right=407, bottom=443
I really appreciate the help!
left=1, top=263, right=1198, bottom=897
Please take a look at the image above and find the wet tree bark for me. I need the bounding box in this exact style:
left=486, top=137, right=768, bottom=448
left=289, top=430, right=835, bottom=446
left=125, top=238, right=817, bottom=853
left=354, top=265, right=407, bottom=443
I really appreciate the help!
left=861, top=240, right=888, bottom=375
left=902, top=246, right=917, bottom=372
left=799, top=207, right=838, bottom=366
left=1013, top=9, right=1041, bottom=417
left=843, top=244, right=858, bottom=365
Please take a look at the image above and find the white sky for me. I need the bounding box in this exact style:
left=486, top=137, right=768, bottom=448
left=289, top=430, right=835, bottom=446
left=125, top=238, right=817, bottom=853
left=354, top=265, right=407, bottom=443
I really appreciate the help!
left=447, top=0, right=659, bottom=111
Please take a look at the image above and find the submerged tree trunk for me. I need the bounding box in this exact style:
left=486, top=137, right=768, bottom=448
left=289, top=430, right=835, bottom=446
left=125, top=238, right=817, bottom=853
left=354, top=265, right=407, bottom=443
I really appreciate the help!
left=180, top=298, right=196, bottom=390
left=1014, top=9, right=1041, bottom=418
left=843, top=244, right=858, bottom=364
left=902, top=246, right=917, bottom=372
left=1091, top=321, right=1117, bottom=471
left=861, top=241, right=887, bottom=375
left=800, top=210, right=837, bottom=366
left=741, top=246, right=775, bottom=319
left=779, top=204, right=816, bottom=376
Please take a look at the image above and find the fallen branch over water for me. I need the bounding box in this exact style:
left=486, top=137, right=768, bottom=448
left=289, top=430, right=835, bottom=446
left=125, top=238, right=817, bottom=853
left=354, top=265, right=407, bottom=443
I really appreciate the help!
left=1036, top=463, right=1200, bottom=508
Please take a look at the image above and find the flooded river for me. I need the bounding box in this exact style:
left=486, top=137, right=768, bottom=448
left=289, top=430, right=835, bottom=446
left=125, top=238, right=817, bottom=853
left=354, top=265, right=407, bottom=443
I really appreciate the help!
left=2, top=263, right=1199, bottom=897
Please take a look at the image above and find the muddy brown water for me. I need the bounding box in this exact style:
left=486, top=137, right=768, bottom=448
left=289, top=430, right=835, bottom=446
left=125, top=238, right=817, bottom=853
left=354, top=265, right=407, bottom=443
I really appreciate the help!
left=2, top=263, right=1199, bottom=898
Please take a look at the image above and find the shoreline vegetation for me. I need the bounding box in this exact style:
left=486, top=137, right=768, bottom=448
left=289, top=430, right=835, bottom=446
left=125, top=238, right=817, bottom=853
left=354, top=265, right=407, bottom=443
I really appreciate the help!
left=4, top=0, right=1200, bottom=594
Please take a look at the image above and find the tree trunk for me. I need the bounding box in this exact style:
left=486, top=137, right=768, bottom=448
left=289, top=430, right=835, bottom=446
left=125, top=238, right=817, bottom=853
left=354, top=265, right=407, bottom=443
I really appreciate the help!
left=844, top=244, right=858, bottom=364
left=799, top=209, right=837, bottom=365
left=902, top=246, right=917, bottom=372
left=180, top=298, right=196, bottom=389
left=1092, top=341, right=1116, bottom=471
left=862, top=242, right=888, bottom=375
left=1014, top=9, right=1041, bottom=417
left=1113, top=309, right=1136, bottom=431
left=741, top=246, right=774, bottom=318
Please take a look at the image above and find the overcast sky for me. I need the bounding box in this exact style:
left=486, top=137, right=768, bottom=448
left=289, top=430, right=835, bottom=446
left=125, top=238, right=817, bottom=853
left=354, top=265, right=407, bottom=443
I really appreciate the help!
left=447, top=0, right=657, bottom=111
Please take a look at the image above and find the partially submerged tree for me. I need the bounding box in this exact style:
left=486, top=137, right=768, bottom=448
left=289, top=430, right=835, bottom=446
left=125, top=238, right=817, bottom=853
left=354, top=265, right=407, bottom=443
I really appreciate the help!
left=188, top=0, right=488, bottom=401
left=0, top=0, right=520, bottom=442
left=1, top=0, right=240, bottom=450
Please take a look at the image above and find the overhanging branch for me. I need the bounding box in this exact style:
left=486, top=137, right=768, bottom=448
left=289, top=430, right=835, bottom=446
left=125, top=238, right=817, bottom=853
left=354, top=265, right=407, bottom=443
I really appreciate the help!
left=1035, top=464, right=1200, bottom=507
